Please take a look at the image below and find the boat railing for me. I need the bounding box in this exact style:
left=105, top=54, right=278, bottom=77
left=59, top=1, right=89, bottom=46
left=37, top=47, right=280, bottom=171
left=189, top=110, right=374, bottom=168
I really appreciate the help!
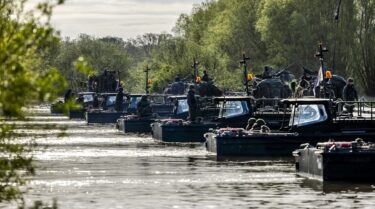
left=255, top=98, right=290, bottom=114
left=334, top=100, right=375, bottom=121
left=255, top=98, right=283, bottom=107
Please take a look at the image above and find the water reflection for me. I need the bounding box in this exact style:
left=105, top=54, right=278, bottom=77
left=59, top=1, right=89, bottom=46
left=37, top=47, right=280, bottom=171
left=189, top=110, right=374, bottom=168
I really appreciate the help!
left=300, top=178, right=375, bottom=193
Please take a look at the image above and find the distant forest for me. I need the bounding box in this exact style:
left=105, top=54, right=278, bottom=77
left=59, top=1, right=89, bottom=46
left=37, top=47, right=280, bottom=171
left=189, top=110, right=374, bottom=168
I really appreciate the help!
left=46, top=0, right=375, bottom=96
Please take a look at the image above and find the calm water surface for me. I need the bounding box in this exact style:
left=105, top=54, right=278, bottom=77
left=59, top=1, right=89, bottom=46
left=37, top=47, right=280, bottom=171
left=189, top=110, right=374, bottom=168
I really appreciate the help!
left=3, top=106, right=375, bottom=209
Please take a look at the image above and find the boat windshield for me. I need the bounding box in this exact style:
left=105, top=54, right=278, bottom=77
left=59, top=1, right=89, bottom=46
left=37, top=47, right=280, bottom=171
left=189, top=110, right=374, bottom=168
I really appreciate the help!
left=83, top=94, right=94, bottom=103
left=129, top=96, right=142, bottom=109
left=220, top=101, right=249, bottom=118
left=151, top=96, right=165, bottom=104
left=289, top=104, right=328, bottom=127
left=105, top=96, right=117, bottom=107
left=177, top=99, right=189, bottom=114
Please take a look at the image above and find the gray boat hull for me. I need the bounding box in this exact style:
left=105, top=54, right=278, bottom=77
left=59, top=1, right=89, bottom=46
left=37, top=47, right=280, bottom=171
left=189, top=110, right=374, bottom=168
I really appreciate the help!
left=205, top=132, right=375, bottom=157
left=295, top=148, right=375, bottom=181
left=117, top=118, right=154, bottom=133
left=86, top=112, right=124, bottom=124
left=152, top=122, right=218, bottom=143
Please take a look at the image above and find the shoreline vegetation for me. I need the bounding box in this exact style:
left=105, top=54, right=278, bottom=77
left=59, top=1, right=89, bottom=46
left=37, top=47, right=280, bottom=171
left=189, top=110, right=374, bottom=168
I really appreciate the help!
left=50, top=0, right=375, bottom=97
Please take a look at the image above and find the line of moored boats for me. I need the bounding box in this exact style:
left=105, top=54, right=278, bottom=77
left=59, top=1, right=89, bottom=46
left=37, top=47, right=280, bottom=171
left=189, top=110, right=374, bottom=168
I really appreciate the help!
left=51, top=46, right=375, bottom=182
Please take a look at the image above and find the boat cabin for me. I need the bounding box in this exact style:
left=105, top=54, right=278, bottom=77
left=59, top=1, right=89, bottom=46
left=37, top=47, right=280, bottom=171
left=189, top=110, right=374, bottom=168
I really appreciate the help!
left=126, top=94, right=174, bottom=115
left=77, top=92, right=95, bottom=107
left=126, top=94, right=143, bottom=113
left=99, top=93, right=120, bottom=110
left=167, top=95, right=189, bottom=119
left=149, top=95, right=174, bottom=117
left=281, top=99, right=375, bottom=132
left=214, top=96, right=253, bottom=126
left=213, top=96, right=289, bottom=128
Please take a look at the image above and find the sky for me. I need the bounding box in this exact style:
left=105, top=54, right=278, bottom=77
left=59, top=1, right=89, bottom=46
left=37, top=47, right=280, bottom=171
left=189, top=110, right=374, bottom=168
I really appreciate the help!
left=45, top=0, right=204, bottom=39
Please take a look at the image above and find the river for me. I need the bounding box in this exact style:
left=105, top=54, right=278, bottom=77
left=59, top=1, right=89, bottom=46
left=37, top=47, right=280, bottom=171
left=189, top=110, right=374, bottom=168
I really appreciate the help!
left=3, top=106, right=375, bottom=209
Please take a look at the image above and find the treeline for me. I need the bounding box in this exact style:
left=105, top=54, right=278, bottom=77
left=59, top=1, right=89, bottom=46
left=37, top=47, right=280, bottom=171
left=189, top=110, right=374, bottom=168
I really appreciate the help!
left=50, top=0, right=375, bottom=96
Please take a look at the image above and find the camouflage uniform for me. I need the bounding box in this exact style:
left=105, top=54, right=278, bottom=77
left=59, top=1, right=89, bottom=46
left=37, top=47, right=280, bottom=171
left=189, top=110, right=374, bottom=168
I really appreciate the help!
left=343, top=78, right=358, bottom=114
left=202, top=70, right=209, bottom=82
left=64, top=89, right=72, bottom=103
left=187, top=86, right=198, bottom=122
left=137, top=96, right=152, bottom=117
left=343, top=81, right=358, bottom=101
left=115, top=88, right=124, bottom=112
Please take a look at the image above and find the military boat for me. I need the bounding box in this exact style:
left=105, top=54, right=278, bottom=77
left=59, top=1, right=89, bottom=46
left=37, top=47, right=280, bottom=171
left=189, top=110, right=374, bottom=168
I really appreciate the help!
left=151, top=96, right=283, bottom=143
left=293, top=139, right=375, bottom=182
left=116, top=95, right=175, bottom=133
left=151, top=96, right=217, bottom=143
left=86, top=93, right=129, bottom=124
left=50, top=101, right=65, bottom=114
left=205, top=99, right=375, bottom=158
left=68, top=92, right=96, bottom=119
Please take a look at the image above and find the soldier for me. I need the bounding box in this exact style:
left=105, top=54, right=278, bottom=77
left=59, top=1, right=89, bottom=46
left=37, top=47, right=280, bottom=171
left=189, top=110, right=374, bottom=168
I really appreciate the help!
left=343, top=78, right=358, bottom=114
left=187, top=85, right=198, bottom=122
left=88, top=75, right=94, bottom=91
left=64, top=89, right=72, bottom=103
left=137, top=95, right=152, bottom=117
left=202, top=70, right=209, bottom=82
left=109, top=73, right=117, bottom=92
left=169, top=76, right=185, bottom=95
left=343, top=78, right=358, bottom=102
left=115, top=87, right=124, bottom=112
left=93, top=94, right=99, bottom=109
left=101, top=70, right=108, bottom=92
left=262, top=66, right=273, bottom=79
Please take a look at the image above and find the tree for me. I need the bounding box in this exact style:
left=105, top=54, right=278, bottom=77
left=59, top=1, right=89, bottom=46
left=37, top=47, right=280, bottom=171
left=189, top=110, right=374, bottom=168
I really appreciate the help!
left=0, top=0, right=66, bottom=202
left=350, top=0, right=375, bottom=96
left=52, top=34, right=131, bottom=92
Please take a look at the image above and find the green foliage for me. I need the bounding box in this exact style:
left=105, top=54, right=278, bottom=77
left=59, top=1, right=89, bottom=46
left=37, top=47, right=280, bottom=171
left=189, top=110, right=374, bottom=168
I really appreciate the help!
left=74, top=56, right=95, bottom=76
left=123, top=0, right=374, bottom=95
left=0, top=0, right=66, bottom=202
left=46, top=0, right=375, bottom=96
left=51, top=35, right=131, bottom=92
left=349, top=0, right=375, bottom=96
left=0, top=125, right=34, bottom=201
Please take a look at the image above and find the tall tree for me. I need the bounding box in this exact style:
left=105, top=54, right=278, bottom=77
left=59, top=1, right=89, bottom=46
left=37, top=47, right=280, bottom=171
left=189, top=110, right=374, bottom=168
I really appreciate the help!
left=351, top=0, right=375, bottom=96
left=0, top=0, right=66, bottom=201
